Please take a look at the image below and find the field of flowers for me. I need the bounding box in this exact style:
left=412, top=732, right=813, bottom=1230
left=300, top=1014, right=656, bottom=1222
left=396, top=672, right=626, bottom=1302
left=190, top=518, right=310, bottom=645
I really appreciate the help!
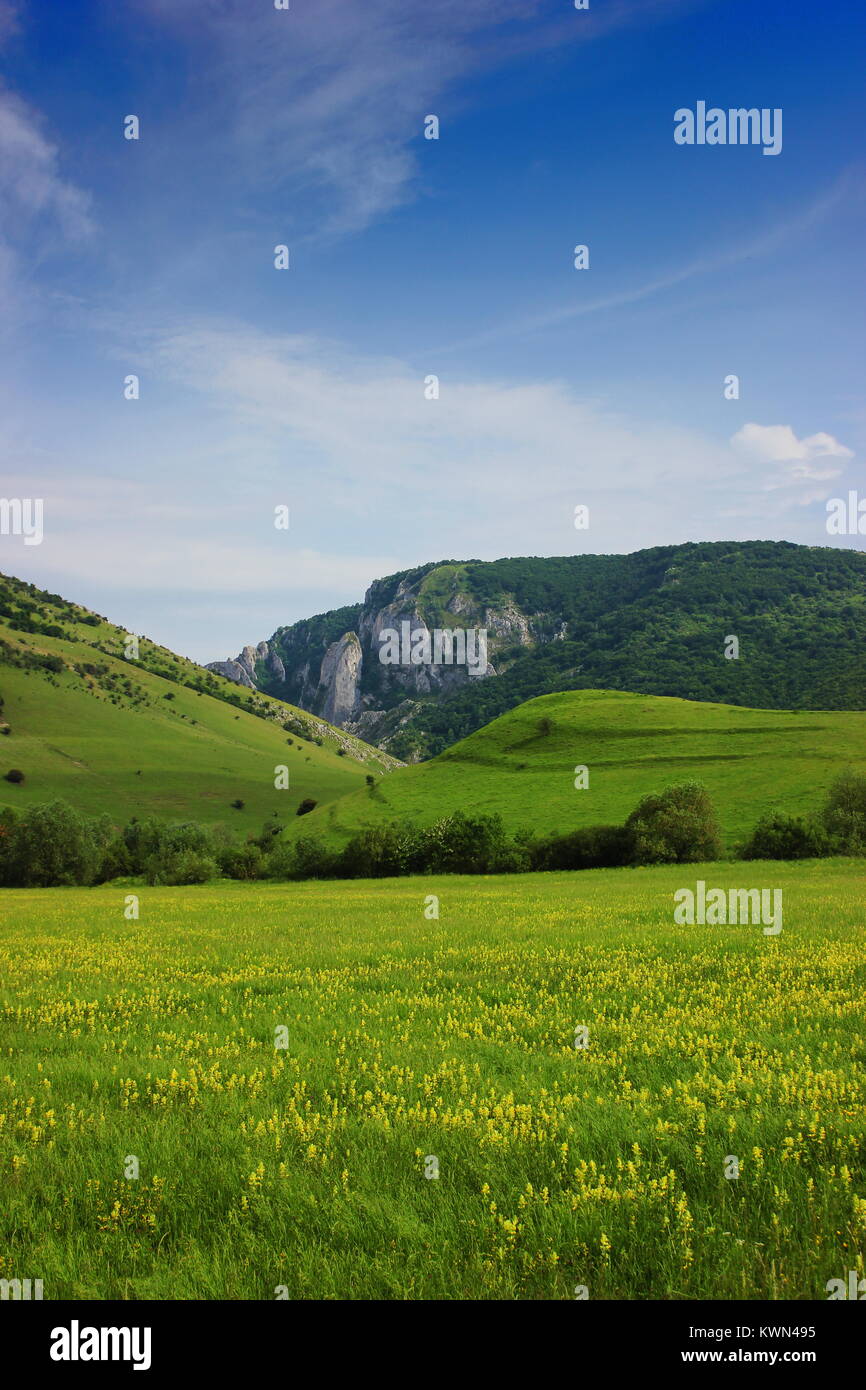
left=1, top=861, right=864, bottom=1300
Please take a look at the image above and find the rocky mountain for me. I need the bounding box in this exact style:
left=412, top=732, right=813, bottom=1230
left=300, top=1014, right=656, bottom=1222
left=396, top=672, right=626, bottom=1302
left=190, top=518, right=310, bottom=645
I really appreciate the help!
left=206, top=541, right=866, bottom=760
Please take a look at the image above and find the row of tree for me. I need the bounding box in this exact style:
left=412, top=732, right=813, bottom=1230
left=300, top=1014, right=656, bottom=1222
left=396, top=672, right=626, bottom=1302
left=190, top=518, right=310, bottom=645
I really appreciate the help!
left=1, top=774, right=864, bottom=887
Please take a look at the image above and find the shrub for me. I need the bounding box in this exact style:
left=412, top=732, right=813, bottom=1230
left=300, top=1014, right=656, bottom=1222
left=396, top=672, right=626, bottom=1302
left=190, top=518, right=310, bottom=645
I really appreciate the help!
left=291, top=836, right=339, bottom=879
left=821, top=771, right=866, bottom=853
left=2, top=800, right=101, bottom=886
left=738, top=812, right=830, bottom=861
left=296, top=798, right=317, bottom=817
left=231, top=798, right=245, bottom=810
left=144, top=849, right=217, bottom=886
left=416, top=812, right=514, bottom=875
left=4, top=768, right=24, bottom=783
left=338, top=824, right=420, bottom=878
left=219, top=843, right=265, bottom=880
left=530, top=824, right=634, bottom=871
left=264, top=843, right=297, bottom=880
left=96, top=835, right=134, bottom=881
left=625, top=781, right=721, bottom=865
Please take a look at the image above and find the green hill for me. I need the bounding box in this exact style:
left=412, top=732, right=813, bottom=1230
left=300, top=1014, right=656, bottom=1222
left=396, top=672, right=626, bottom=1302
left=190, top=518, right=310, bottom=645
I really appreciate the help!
left=287, top=688, right=866, bottom=852
left=0, top=571, right=398, bottom=831
left=216, top=541, right=866, bottom=760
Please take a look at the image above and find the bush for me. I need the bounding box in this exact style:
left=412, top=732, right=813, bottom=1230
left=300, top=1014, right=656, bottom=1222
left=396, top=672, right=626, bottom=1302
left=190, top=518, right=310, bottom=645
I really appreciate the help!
left=5, top=768, right=24, bottom=783
left=625, top=781, right=721, bottom=864
left=231, top=798, right=245, bottom=810
left=296, top=798, right=317, bottom=817
left=219, top=843, right=265, bottom=880
left=530, top=824, right=635, bottom=871
left=96, top=835, right=134, bottom=881
left=416, top=812, right=515, bottom=875
left=738, top=812, right=830, bottom=860
left=291, top=836, right=339, bottom=879
left=338, top=824, right=420, bottom=878
left=821, top=771, right=866, bottom=853
left=1, top=800, right=101, bottom=886
left=144, top=849, right=217, bottom=886
left=264, top=843, right=297, bottom=880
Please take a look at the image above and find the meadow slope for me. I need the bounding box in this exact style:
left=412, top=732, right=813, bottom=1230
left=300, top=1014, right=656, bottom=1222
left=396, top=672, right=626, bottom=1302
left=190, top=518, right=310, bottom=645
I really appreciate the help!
left=0, top=571, right=397, bottom=832
left=286, top=689, right=866, bottom=852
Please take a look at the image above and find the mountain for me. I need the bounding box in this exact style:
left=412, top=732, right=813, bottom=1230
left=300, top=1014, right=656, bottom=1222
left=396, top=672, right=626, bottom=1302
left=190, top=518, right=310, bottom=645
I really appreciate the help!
left=283, top=688, right=866, bottom=855
left=0, top=571, right=398, bottom=829
left=207, top=541, right=866, bottom=760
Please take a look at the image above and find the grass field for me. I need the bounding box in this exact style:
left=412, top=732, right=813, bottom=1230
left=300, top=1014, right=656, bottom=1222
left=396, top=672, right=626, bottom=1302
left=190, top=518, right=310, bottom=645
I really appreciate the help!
left=1, top=861, right=864, bottom=1300
left=294, top=689, right=866, bottom=853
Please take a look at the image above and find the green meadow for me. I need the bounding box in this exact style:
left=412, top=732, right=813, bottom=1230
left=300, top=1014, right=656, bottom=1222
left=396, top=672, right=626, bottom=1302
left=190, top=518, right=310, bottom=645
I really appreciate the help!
left=1, top=861, right=864, bottom=1300
left=296, top=690, right=866, bottom=852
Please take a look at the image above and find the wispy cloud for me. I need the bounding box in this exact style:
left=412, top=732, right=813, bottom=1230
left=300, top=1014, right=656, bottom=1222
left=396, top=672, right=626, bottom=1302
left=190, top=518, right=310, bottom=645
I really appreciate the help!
left=0, top=82, right=94, bottom=326
left=432, top=171, right=861, bottom=354
left=131, top=0, right=706, bottom=239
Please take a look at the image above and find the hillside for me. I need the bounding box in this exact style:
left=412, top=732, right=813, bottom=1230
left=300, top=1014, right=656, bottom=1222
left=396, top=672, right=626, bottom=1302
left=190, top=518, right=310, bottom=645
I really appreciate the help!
left=0, top=572, right=398, bottom=831
left=284, top=688, right=866, bottom=853
left=206, top=541, right=866, bottom=761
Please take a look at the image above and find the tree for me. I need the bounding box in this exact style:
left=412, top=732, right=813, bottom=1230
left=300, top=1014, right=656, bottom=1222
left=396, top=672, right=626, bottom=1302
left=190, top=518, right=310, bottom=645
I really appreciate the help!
left=738, top=812, right=829, bottom=861
left=4, top=800, right=101, bottom=886
left=821, top=771, right=866, bottom=852
left=625, top=781, right=721, bottom=864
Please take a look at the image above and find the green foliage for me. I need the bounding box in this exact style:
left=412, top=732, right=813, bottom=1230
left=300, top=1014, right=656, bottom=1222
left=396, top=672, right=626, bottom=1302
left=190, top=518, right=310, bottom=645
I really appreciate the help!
left=738, top=812, right=830, bottom=861
left=146, top=849, right=218, bottom=886
left=218, top=843, right=265, bottom=880
left=820, top=770, right=866, bottom=853
left=626, top=781, right=722, bottom=865
left=530, top=824, right=635, bottom=871
left=0, top=799, right=101, bottom=886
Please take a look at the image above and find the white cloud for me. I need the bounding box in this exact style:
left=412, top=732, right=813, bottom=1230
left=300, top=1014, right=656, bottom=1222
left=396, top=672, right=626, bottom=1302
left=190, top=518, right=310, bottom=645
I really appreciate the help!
left=731, top=422, right=854, bottom=481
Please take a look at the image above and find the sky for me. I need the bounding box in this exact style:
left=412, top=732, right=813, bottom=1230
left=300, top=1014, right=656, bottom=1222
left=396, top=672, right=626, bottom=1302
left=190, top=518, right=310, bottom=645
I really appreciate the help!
left=0, top=0, right=864, bottom=662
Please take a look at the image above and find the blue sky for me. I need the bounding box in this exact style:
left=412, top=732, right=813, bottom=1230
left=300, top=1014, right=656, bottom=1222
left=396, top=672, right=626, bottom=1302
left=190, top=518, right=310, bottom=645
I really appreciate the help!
left=0, top=0, right=864, bottom=660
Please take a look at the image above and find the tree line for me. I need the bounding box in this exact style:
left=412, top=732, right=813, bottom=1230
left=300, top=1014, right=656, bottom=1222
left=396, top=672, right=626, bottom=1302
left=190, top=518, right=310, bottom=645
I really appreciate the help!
left=1, top=774, right=863, bottom=888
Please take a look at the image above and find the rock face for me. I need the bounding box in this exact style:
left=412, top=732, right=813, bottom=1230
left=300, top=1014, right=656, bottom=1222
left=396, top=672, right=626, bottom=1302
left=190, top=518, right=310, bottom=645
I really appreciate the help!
left=318, top=632, right=362, bottom=726
left=204, top=562, right=519, bottom=756
left=206, top=658, right=256, bottom=689
left=206, top=639, right=285, bottom=692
